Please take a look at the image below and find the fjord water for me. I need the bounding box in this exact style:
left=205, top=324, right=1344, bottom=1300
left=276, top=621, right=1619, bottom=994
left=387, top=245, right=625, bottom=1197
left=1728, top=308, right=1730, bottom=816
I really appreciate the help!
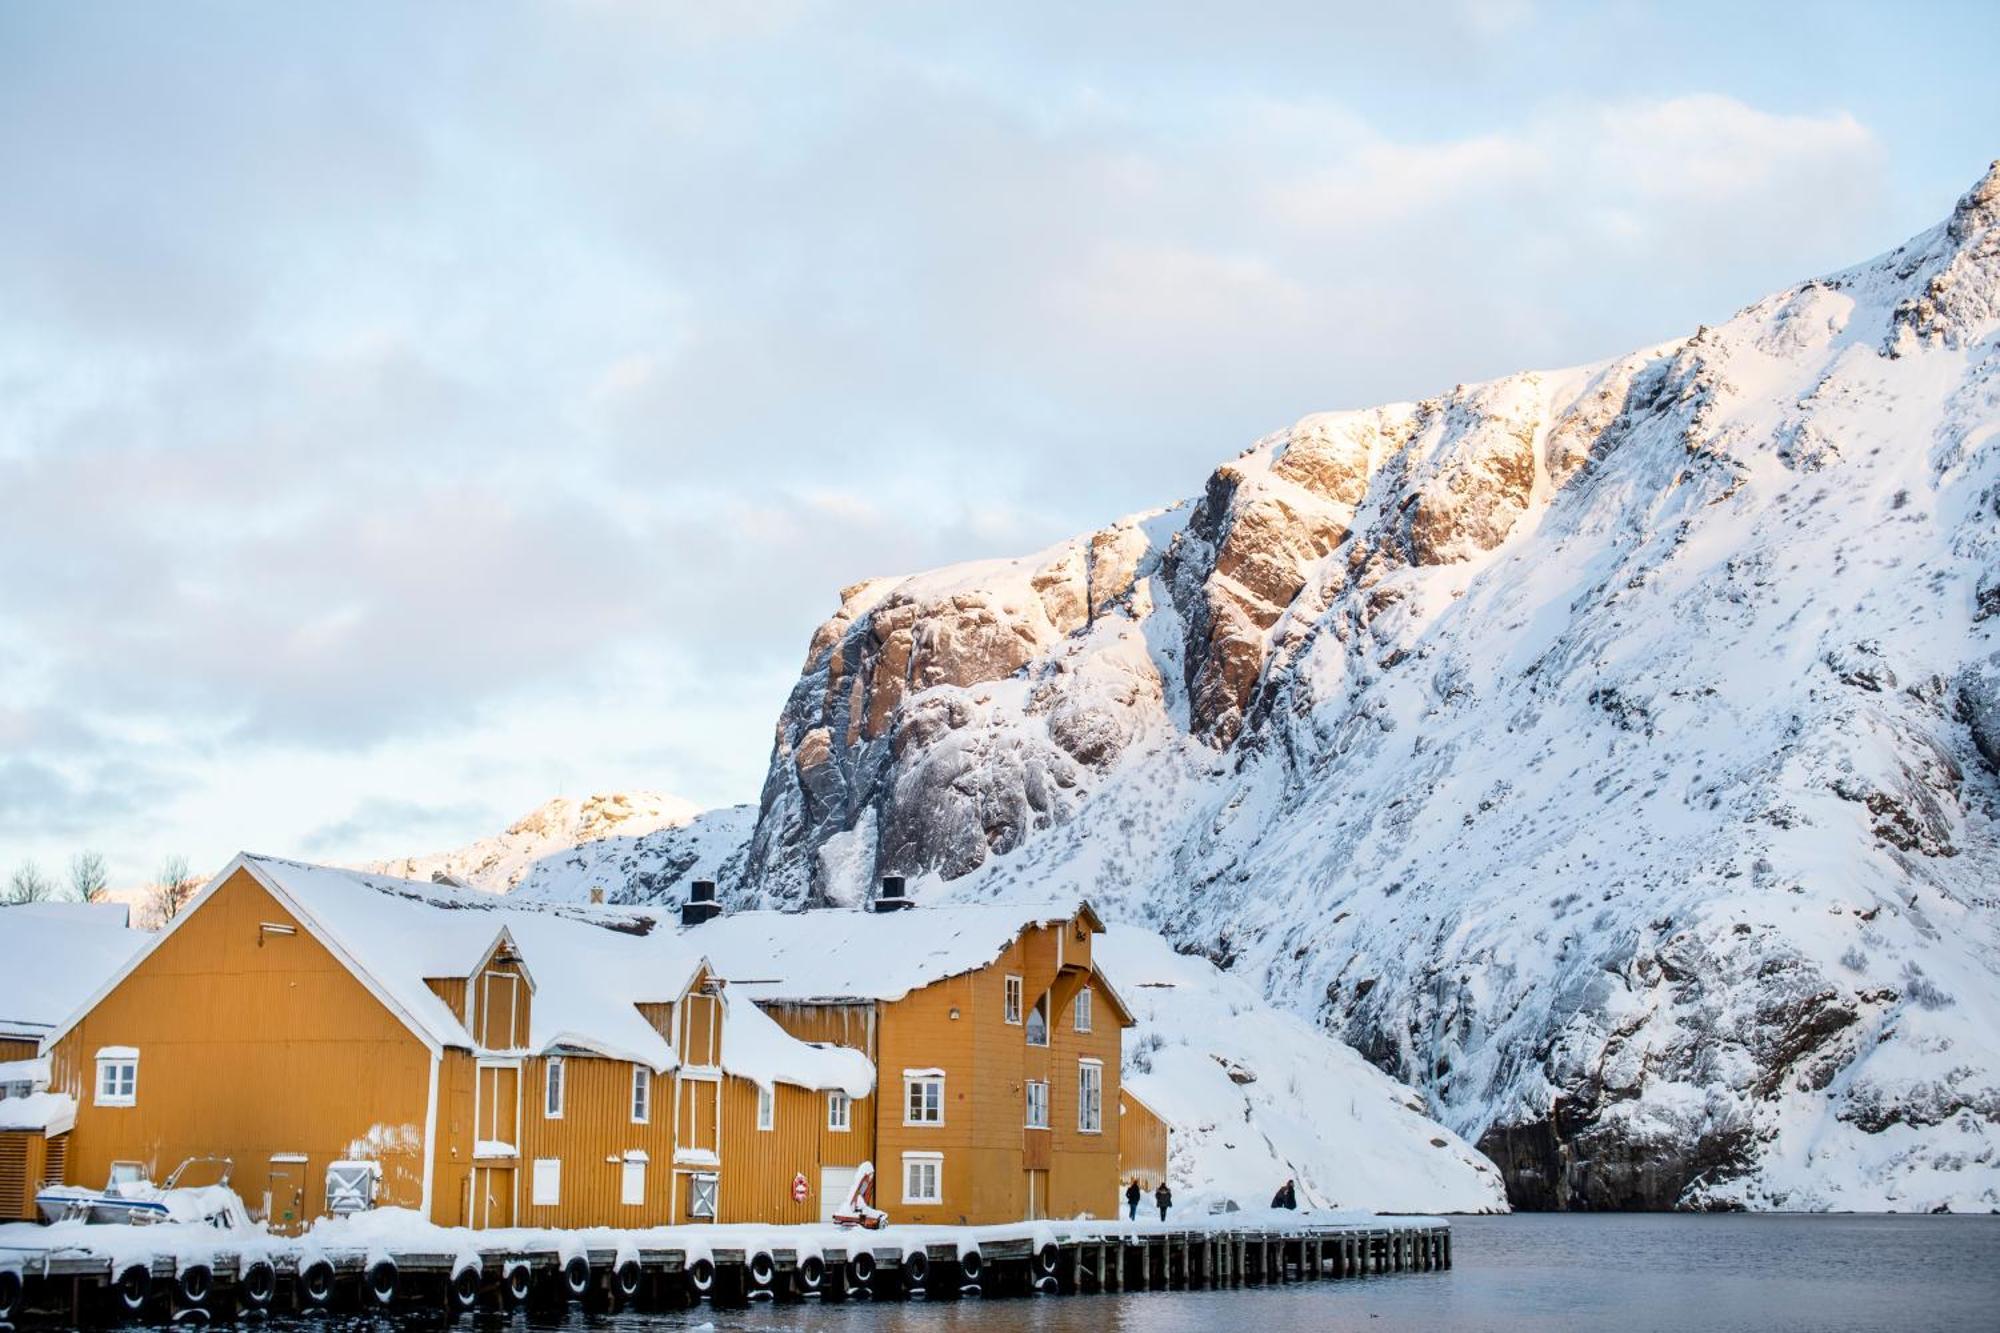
left=443, top=1214, right=1998, bottom=1332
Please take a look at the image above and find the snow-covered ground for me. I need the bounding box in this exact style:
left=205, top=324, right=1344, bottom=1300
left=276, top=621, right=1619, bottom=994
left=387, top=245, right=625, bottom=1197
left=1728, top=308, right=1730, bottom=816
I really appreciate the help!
left=1101, top=930, right=1507, bottom=1214
left=0, top=1203, right=1439, bottom=1278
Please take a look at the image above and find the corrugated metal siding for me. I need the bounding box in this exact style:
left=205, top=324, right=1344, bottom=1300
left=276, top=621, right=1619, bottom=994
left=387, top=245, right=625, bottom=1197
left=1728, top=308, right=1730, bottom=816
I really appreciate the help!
left=47, top=869, right=437, bottom=1230
left=717, top=1079, right=848, bottom=1224
left=0, top=1039, right=37, bottom=1062
left=1118, top=1089, right=1168, bottom=1188
left=516, top=1054, right=675, bottom=1227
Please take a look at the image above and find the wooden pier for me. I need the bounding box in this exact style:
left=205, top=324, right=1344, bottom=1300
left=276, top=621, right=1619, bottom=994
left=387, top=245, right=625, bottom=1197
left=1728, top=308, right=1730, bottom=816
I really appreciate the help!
left=0, top=1217, right=1450, bottom=1324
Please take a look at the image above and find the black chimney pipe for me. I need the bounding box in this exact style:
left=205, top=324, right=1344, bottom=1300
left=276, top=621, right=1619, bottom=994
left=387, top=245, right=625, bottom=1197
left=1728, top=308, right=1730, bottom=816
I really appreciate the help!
left=681, top=878, right=721, bottom=927
left=874, top=875, right=912, bottom=912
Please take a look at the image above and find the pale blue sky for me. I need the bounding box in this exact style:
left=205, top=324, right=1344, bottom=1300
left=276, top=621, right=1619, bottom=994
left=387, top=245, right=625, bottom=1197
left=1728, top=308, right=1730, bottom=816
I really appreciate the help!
left=2, top=1, right=1995, bottom=887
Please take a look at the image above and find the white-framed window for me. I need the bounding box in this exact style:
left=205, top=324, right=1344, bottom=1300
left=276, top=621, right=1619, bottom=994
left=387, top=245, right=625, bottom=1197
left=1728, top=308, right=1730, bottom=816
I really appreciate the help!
left=757, top=1083, right=775, bottom=1131
left=544, top=1056, right=565, bottom=1119
left=1026, top=994, right=1049, bottom=1047
left=532, top=1158, right=561, bottom=1206
left=827, top=1090, right=851, bottom=1132
left=1004, top=974, right=1023, bottom=1024
left=631, top=1066, right=651, bottom=1124
left=1074, top=987, right=1093, bottom=1033
left=904, top=1072, right=944, bottom=1125
left=620, top=1153, right=646, bottom=1206
left=901, top=1152, right=943, bottom=1205
left=1078, top=1060, right=1103, bottom=1133
left=94, top=1048, right=138, bottom=1107
left=1025, top=1079, right=1049, bottom=1129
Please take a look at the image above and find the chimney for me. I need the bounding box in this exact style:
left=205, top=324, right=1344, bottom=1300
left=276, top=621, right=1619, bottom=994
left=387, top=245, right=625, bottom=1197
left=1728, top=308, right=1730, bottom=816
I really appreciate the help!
left=680, top=879, right=720, bottom=927
left=874, top=875, right=912, bottom=913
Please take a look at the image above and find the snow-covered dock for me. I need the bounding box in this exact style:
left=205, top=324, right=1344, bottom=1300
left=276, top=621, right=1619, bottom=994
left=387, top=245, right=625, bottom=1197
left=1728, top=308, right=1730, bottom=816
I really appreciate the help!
left=0, top=1209, right=1450, bottom=1323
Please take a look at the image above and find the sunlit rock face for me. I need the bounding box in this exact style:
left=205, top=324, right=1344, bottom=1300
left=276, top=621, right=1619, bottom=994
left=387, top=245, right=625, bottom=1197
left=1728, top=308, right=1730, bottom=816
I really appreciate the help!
left=721, top=166, right=2000, bottom=1211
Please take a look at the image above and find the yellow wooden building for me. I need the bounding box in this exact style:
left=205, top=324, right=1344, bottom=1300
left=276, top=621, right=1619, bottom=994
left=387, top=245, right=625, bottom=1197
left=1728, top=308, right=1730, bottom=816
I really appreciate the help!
left=688, top=892, right=1135, bottom=1224
left=39, top=855, right=870, bottom=1232
left=0, top=902, right=145, bottom=1221
left=1117, top=1087, right=1171, bottom=1194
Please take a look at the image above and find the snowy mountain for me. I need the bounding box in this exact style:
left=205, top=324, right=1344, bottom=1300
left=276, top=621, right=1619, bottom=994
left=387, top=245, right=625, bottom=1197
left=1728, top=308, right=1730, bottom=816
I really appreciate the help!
left=733, top=165, right=2000, bottom=1211
left=371, top=792, right=754, bottom=904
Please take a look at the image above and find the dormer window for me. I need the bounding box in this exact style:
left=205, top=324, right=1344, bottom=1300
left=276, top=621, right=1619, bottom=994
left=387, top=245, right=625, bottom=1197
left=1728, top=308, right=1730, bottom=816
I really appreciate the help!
left=1026, top=993, right=1049, bottom=1047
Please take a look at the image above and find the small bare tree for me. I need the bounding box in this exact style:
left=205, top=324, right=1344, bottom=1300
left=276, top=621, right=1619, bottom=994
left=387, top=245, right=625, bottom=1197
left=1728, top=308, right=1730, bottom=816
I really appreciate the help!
left=5, top=860, right=56, bottom=904
left=69, top=850, right=110, bottom=903
left=146, top=854, right=200, bottom=926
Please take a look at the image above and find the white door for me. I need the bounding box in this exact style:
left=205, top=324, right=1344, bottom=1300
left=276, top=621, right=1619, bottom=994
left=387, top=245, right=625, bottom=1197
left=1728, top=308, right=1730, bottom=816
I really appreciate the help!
left=819, top=1166, right=856, bottom=1222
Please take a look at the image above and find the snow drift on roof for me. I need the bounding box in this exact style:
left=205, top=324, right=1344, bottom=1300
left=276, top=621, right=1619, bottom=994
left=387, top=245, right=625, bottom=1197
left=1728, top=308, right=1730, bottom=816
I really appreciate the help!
left=685, top=901, right=1088, bottom=1002
left=0, top=901, right=147, bottom=1040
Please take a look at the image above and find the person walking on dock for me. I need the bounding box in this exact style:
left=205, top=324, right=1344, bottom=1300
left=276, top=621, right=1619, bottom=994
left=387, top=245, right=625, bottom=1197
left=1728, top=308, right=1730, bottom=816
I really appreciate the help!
left=1154, top=1180, right=1172, bottom=1221
left=1272, top=1178, right=1298, bottom=1210
left=1126, top=1178, right=1142, bottom=1220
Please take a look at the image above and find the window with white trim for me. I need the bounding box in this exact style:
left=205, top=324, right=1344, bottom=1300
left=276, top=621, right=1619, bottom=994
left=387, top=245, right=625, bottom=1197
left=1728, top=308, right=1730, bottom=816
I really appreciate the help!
left=1074, top=987, right=1093, bottom=1033
left=532, top=1158, right=561, bottom=1206
left=544, top=1056, right=564, bottom=1118
left=905, top=1073, right=944, bottom=1125
left=631, top=1066, right=651, bottom=1124
left=1026, top=993, right=1049, bottom=1047
left=901, top=1152, right=943, bottom=1205
left=1025, top=1079, right=1049, bottom=1129
left=1078, top=1060, right=1103, bottom=1133
left=94, top=1051, right=138, bottom=1107
left=827, top=1090, right=851, bottom=1132
left=757, top=1083, right=774, bottom=1131
left=1003, top=975, right=1023, bottom=1024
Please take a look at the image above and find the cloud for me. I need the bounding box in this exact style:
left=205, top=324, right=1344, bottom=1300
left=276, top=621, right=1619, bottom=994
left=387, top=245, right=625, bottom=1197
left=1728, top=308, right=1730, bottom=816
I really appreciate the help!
left=0, top=1, right=1984, bottom=886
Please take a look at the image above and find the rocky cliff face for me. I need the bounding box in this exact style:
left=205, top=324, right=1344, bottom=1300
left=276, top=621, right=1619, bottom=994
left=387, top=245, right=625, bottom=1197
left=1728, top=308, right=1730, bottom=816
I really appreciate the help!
left=736, top=165, right=2000, bottom=1211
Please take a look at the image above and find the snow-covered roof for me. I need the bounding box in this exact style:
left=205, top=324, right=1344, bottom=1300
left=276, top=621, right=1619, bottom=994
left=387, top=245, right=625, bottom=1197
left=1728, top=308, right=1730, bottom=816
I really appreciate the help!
left=685, top=901, right=1097, bottom=1003
left=240, top=855, right=700, bottom=1070
left=0, top=901, right=147, bottom=1042
left=719, top=990, right=873, bottom=1098
left=0, top=1090, right=76, bottom=1135
left=38, top=854, right=873, bottom=1094
left=0, top=1057, right=51, bottom=1087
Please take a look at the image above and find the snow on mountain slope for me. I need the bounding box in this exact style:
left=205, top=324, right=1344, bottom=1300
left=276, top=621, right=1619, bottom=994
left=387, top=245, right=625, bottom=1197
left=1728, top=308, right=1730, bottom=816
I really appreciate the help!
left=737, top=164, right=2000, bottom=1210
left=372, top=792, right=754, bottom=904
left=1103, top=927, right=1507, bottom=1213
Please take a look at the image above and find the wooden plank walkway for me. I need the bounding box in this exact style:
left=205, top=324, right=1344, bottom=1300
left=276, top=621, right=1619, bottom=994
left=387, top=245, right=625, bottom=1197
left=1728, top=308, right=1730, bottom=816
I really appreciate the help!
left=0, top=1216, right=1450, bottom=1324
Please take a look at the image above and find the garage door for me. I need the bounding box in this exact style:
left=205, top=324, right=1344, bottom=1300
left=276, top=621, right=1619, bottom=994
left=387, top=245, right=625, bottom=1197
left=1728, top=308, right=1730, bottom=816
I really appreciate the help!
left=820, top=1165, right=859, bottom=1222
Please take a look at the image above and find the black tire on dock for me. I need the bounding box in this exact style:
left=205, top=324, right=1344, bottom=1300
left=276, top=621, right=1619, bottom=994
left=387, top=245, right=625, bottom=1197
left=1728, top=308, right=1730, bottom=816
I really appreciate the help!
left=297, top=1260, right=335, bottom=1311
left=796, top=1255, right=824, bottom=1295
left=901, top=1249, right=929, bottom=1293
left=448, top=1263, right=480, bottom=1315
left=1035, top=1242, right=1059, bottom=1279
left=238, top=1260, right=277, bottom=1313
left=364, top=1259, right=398, bottom=1308
left=958, top=1247, right=982, bottom=1286
left=686, top=1257, right=715, bottom=1300
left=501, top=1262, right=532, bottom=1306
left=562, top=1255, right=591, bottom=1300
left=0, top=1269, right=22, bottom=1321
left=614, top=1259, right=642, bottom=1301
left=113, top=1263, right=151, bottom=1319
left=847, top=1251, right=875, bottom=1292
left=747, top=1251, right=775, bottom=1295
left=175, top=1264, right=214, bottom=1311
